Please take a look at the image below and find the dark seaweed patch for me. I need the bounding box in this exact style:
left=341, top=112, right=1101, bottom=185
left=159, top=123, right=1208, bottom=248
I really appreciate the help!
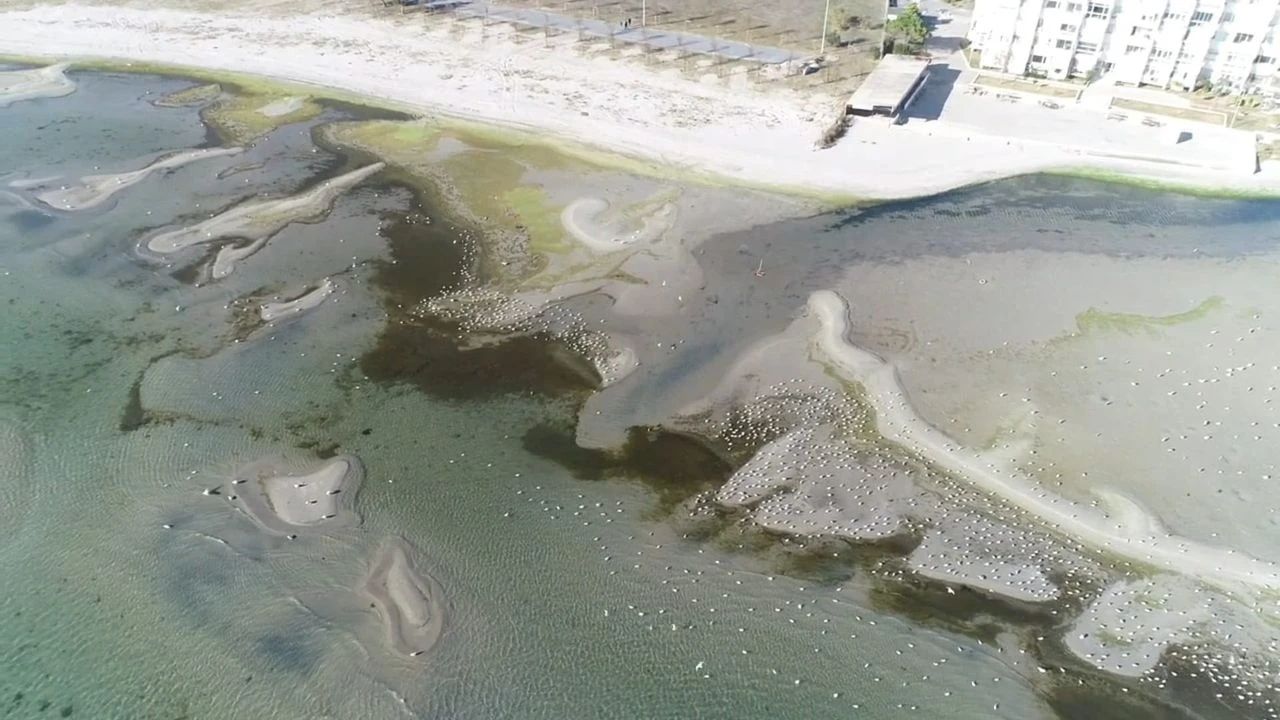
left=357, top=193, right=600, bottom=400
left=522, top=423, right=732, bottom=511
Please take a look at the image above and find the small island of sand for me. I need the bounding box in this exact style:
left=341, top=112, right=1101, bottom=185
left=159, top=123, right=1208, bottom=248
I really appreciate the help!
left=229, top=454, right=364, bottom=535
left=363, top=538, right=448, bottom=659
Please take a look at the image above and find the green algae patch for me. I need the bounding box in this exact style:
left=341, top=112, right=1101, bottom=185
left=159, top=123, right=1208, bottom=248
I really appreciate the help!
left=323, top=119, right=443, bottom=174
left=502, top=186, right=569, bottom=256
left=1047, top=167, right=1280, bottom=200
left=1075, top=296, right=1224, bottom=335
left=155, top=82, right=221, bottom=107
left=204, top=92, right=323, bottom=145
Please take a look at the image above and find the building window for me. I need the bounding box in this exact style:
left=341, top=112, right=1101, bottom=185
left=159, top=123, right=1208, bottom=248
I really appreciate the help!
left=1060, top=23, right=1077, bottom=31
left=1190, top=10, right=1213, bottom=24
left=1258, top=55, right=1276, bottom=63
left=1056, top=39, right=1074, bottom=49
left=1031, top=54, right=1048, bottom=63
left=1125, top=44, right=1144, bottom=54
left=1152, top=49, right=1172, bottom=58
left=1045, top=0, right=1059, bottom=7
left=1235, top=33, right=1256, bottom=43
left=1223, top=12, right=1235, bottom=22
left=1086, top=3, right=1109, bottom=18
left=1066, top=2, right=1082, bottom=11
left=1076, top=41, right=1099, bottom=53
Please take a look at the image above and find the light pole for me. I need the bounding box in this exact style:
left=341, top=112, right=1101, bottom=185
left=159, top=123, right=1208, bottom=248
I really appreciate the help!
left=820, top=0, right=832, bottom=55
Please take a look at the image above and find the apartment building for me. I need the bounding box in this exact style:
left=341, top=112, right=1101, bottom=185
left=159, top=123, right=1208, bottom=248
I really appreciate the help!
left=969, top=0, right=1280, bottom=93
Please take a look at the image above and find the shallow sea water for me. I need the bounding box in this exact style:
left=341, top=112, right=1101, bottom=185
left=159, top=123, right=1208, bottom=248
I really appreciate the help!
left=2, top=69, right=1279, bottom=720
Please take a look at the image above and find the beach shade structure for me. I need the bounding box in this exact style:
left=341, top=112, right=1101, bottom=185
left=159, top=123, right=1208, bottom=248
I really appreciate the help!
left=448, top=2, right=801, bottom=66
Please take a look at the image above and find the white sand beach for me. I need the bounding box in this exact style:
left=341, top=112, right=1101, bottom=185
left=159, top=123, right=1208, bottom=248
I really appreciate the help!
left=2, top=2, right=1278, bottom=199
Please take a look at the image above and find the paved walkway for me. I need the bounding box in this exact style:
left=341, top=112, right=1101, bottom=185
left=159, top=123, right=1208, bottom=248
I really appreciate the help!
left=447, top=2, right=804, bottom=64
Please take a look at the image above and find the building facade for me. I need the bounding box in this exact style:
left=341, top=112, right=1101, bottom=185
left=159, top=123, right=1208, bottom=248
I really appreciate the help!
left=969, top=0, right=1280, bottom=93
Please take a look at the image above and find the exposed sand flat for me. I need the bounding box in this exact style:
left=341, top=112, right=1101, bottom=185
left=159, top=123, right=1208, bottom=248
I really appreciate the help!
left=144, top=162, right=384, bottom=254
left=908, top=525, right=1061, bottom=603
left=560, top=197, right=676, bottom=253
left=363, top=538, right=448, bottom=658
left=35, top=147, right=243, bottom=211
left=259, top=278, right=335, bottom=322
left=0, top=62, right=75, bottom=107
left=807, top=289, right=1280, bottom=599
left=230, top=454, right=364, bottom=534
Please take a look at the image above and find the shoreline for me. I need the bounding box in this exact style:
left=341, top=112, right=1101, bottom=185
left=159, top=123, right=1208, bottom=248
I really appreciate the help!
left=4, top=4, right=1280, bottom=202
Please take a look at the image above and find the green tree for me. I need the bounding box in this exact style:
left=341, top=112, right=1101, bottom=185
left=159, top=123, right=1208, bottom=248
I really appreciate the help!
left=885, top=4, right=930, bottom=51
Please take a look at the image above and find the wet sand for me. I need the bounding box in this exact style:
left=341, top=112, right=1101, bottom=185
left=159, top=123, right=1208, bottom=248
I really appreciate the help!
left=34, top=147, right=243, bottom=211
left=144, top=162, right=385, bottom=256
left=0, top=62, right=75, bottom=107
left=363, top=539, right=448, bottom=658
left=229, top=455, right=364, bottom=534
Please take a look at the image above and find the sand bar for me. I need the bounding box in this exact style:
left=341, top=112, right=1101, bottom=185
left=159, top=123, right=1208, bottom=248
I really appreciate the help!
left=363, top=538, right=448, bottom=658
left=210, top=236, right=267, bottom=280
left=0, top=62, right=75, bottom=107
left=230, top=454, right=364, bottom=534
left=35, top=147, right=243, bottom=211
left=259, top=278, right=336, bottom=322
left=144, top=162, right=384, bottom=254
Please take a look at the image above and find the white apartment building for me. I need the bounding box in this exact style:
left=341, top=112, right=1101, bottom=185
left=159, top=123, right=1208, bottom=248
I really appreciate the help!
left=969, top=0, right=1280, bottom=93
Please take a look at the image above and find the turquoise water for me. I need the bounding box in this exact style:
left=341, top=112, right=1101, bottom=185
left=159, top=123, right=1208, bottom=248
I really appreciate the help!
left=3, top=68, right=1280, bottom=720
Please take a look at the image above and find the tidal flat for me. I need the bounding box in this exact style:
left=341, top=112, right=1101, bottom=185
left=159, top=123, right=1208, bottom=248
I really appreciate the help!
left=2, top=64, right=1280, bottom=720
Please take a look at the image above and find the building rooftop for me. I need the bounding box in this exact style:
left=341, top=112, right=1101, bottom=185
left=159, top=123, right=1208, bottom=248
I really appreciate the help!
left=847, top=55, right=932, bottom=114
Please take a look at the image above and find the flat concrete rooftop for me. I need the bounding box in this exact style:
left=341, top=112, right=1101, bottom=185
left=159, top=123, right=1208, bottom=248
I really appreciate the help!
left=848, top=55, right=932, bottom=115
